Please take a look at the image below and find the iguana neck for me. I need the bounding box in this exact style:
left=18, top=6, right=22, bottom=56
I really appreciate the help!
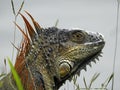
left=14, top=39, right=59, bottom=90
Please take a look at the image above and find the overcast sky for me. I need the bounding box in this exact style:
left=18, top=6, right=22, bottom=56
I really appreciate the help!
left=0, top=0, right=120, bottom=90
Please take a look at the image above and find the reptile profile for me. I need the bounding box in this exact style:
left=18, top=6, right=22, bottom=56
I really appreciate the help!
left=0, top=12, right=105, bottom=90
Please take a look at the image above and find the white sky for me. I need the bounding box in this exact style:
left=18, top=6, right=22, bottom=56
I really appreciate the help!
left=0, top=0, right=120, bottom=90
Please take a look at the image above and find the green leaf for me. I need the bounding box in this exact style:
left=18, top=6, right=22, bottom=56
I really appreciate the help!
left=7, top=57, right=24, bottom=90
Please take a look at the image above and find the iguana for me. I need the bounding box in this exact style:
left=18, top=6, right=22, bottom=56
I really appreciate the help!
left=0, top=12, right=105, bottom=90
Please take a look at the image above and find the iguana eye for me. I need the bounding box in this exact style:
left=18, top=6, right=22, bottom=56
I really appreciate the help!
left=71, top=31, right=85, bottom=43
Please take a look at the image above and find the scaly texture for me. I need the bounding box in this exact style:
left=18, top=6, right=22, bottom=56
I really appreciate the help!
left=0, top=12, right=105, bottom=90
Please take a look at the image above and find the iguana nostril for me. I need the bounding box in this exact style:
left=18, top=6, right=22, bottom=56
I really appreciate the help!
left=87, top=32, right=104, bottom=42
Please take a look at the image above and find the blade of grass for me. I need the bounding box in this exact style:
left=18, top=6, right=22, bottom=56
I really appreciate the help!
left=11, top=0, right=25, bottom=61
left=0, top=73, right=6, bottom=78
left=16, top=1, right=25, bottom=17
left=101, top=73, right=114, bottom=88
left=76, top=84, right=80, bottom=90
left=83, top=76, right=88, bottom=89
left=11, top=0, right=16, bottom=15
left=54, top=19, right=59, bottom=27
left=106, top=73, right=114, bottom=87
left=88, top=73, right=100, bottom=89
left=7, top=57, right=24, bottom=90
left=73, top=75, right=78, bottom=85
left=4, top=58, right=7, bottom=73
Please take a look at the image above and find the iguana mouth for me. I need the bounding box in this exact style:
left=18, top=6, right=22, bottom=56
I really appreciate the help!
left=79, top=50, right=103, bottom=72
left=70, top=41, right=105, bottom=78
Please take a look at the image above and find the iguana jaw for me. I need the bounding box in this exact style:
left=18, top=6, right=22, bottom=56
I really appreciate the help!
left=56, top=49, right=103, bottom=88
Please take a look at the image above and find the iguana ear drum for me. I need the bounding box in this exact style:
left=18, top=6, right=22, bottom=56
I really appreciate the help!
left=59, top=60, right=74, bottom=78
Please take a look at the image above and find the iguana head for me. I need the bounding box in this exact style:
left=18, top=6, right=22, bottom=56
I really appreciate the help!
left=14, top=12, right=105, bottom=90
left=55, top=29, right=105, bottom=88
